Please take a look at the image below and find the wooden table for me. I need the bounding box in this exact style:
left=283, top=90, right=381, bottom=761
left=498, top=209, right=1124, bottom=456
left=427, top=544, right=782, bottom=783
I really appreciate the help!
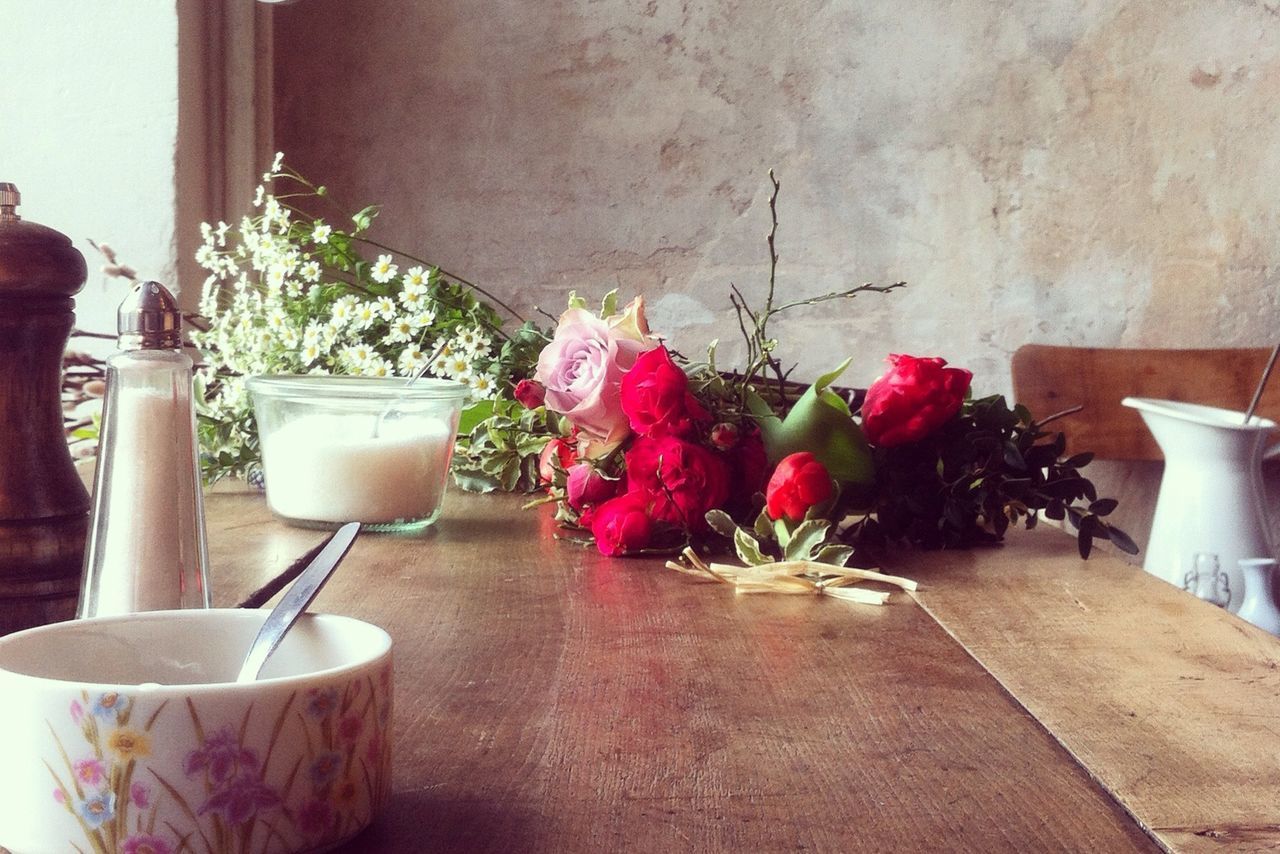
left=206, top=491, right=1280, bottom=853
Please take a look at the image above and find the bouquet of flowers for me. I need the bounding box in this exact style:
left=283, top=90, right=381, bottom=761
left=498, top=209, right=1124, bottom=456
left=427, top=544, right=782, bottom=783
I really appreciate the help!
left=461, top=174, right=1136, bottom=572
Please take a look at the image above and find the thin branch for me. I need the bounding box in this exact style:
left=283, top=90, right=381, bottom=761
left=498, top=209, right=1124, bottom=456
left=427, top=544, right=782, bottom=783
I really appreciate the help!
left=765, top=169, right=780, bottom=317
left=771, top=281, right=907, bottom=315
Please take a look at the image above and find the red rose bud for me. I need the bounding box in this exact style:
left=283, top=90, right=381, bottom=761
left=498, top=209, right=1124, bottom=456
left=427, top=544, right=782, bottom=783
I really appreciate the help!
left=709, top=422, right=740, bottom=450
left=566, top=463, right=618, bottom=511
left=619, top=346, right=709, bottom=438
left=590, top=492, right=654, bottom=556
left=861, top=354, right=972, bottom=448
left=513, top=378, right=546, bottom=409
left=624, top=436, right=729, bottom=532
left=765, top=452, right=834, bottom=523
left=538, top=437, right=576, bottom=485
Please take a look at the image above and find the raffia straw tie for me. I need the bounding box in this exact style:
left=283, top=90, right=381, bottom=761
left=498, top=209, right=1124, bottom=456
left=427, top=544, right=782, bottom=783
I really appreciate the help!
left=664, top=551, right=917, bottom=606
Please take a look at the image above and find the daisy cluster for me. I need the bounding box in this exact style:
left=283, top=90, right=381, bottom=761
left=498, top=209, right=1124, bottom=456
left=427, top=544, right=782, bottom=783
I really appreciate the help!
left=190, top=154, right=504, bottom=479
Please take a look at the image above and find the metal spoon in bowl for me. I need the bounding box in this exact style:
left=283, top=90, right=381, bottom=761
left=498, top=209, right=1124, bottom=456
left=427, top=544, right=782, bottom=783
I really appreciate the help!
left=235, top=522, right=361, bottom=683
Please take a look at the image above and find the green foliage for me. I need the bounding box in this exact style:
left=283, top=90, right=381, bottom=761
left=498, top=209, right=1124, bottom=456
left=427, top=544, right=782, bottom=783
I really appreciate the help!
left=704, top=507, right=853, bottom=567
left=451, top=399, right=560, bottom=493
left=846, top=394, right=1136, bottom=557
left=749, top=359, right=875, bottom=487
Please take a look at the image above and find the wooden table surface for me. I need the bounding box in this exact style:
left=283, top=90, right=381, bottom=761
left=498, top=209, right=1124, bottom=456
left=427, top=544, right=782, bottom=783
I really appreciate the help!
left=205, top=490, right=1280, bottom=853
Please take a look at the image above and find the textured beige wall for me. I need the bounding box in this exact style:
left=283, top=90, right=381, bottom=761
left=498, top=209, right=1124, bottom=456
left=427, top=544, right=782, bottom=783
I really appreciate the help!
left=273, top=0, right=1280, bottom=394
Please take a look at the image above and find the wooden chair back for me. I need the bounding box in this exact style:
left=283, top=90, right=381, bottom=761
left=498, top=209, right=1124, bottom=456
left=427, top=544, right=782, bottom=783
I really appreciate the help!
left=1010, top=345, right=1280, bottom=461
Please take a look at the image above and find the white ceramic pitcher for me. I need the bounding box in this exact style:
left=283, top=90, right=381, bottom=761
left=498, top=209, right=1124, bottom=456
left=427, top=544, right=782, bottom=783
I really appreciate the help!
left=1123, top=397, right=1276, bottom=613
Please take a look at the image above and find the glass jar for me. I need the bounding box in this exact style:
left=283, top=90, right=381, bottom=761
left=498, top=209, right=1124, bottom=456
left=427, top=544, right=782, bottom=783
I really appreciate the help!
left=247, top=376, right=469, bottom=532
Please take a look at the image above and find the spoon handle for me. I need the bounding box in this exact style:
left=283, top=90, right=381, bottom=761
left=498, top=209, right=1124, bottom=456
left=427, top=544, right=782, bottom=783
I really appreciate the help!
left=236, top=522, right=361, bottom=683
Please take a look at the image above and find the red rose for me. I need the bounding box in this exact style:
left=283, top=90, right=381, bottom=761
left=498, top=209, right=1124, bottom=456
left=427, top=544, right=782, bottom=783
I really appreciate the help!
left=619, top=346, right=709, bottom=438
left=538, top=437, right=576, bottom=486
left=624, top=436, right=728, bottom=532
left=513, top=379, right=546, bottom=409
left=765, top=452, right=834, bottom=522
left=590, top=492, right=654, bottom=556
left=861, top=354, right=972, bottom=447
left=566, top=463, right=618, bottom=511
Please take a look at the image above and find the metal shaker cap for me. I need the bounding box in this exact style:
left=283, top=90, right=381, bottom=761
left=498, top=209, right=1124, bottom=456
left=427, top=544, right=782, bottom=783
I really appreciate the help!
left=118, top=280, right=182, bottom=350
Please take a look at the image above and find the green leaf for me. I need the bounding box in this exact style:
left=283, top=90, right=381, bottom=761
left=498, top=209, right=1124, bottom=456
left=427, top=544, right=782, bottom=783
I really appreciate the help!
left=566, top=290, right=587, bottom=310
left=1107, top=525, right=1140, bottom=555
left=458, top=400, right=496, bottom=435
left=773, top=518, right=792, bottom=549
left=600, top=288, right=618, bottom=319
left=754, top=359, right=874, bottom=487
left=753, top=508, right=774, bottom=541
left=784, top=519, right=831, bottom=561
left=812, top=544, right=854, bottom=566
left=705, top=509, right=739, bottom=538
left=734, top=528, right=773, bottom=565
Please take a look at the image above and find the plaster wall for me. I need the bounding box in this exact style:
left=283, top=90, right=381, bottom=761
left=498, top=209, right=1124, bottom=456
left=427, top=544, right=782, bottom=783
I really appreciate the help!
left=273, top=0, right=1280, bottom=395
left=0, top=0, right=182, bottom=353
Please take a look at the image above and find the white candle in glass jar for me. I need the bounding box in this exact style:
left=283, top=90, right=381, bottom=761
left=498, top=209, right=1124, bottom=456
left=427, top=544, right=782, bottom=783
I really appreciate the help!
left=260, top=413, right=454, bottom=524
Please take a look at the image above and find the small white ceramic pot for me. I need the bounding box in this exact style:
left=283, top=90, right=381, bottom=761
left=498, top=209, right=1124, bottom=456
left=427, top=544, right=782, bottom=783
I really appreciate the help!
left=0, top=609, right=392, bottom=854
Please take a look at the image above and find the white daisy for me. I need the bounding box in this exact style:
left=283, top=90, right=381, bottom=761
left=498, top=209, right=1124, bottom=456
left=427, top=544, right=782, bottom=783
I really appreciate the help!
left=312, top=223, right=332, bottom=244
left=443, top=354, right=474, bottom=381
left=376, top=296, right=397, bottom=320
left=469, top=373, right=497, bottom=398
left=341, top=344, right=374, bottom=369
left=362, top=358, right=395, bottom=378
left=414, top=309, right=436, bottom=328
left=403, top=266, right=429, bottom=288
left=370, top=254, right=398, bottom=284
left=266, top=307, right=287, bottom=330
left=300, top=260, right=322, bottom=282
left=399, top=289, right=423, bottom=309
left=398, top=345, right=426, bottom=374
left=351, top=301, right=378, bottom=330
left=385, top=317, right=416, bottom=343
left=330, top=296, right=357, bottom=327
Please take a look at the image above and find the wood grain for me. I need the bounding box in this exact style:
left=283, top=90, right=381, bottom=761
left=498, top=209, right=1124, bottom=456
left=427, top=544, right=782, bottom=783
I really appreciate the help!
left=1011, top=345, right=1280, bottom=461
left=206, top=491, right=1155, bottom=852
left=904, top=535, right=1280, bottom=852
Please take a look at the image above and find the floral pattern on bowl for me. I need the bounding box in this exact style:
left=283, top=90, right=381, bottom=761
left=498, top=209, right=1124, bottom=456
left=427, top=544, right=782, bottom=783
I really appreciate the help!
left=45, top=664, right=392, bottom=854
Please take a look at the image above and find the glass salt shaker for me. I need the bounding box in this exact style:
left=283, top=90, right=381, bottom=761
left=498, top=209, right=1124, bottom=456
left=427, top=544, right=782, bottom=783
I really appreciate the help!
left=77, top=281, right=210, bottom=618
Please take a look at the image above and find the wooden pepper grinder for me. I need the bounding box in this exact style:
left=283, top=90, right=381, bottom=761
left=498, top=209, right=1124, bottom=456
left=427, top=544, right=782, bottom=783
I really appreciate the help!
left=0, top=183, right=91, bottom=634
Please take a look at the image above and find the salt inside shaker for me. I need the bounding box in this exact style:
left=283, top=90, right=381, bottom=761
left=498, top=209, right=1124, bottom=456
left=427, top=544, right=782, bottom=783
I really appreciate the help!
left=77, top=281, right=210, bottom=617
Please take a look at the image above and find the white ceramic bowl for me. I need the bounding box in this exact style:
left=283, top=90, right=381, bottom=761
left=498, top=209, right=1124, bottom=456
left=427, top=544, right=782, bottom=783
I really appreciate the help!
left=0, top=610, right=392, bottom=854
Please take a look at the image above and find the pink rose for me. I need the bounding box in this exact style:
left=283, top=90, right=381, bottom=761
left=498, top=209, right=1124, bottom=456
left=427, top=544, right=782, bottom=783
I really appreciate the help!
left=538, top=437, right=576, bottom=487
left=566, top=463, right=619, bottom=511
left=535, top=306, right=653, bottom=445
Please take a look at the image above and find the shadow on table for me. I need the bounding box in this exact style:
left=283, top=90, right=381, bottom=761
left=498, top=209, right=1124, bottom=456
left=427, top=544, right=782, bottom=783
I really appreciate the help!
left=333, top=790, right=542, bottom=852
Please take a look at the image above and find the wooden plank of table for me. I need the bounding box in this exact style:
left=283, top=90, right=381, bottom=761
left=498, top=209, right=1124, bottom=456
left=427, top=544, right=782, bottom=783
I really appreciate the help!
left=205, top=492, right=1155, bottom=852
left=903, top=536, right=1280, bottom=852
